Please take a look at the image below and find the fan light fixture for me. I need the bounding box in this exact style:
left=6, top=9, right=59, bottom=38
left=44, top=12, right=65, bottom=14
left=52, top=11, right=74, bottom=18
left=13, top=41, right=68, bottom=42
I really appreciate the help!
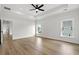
left=36, top=9, right=38, bottom=11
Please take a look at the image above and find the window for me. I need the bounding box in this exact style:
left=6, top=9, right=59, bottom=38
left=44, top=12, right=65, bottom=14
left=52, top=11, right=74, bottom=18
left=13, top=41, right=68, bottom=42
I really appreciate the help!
left=36, top=24, right=42, bottom=35
left=61, top=19, right=74, bottom=38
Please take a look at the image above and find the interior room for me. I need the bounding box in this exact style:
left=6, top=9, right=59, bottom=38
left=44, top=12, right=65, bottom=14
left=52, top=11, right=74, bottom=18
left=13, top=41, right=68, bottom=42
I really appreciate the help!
left=0, top=4, right=79, bottom=55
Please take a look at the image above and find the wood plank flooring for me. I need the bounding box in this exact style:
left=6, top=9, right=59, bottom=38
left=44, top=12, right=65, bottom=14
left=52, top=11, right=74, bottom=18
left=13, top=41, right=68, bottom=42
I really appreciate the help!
left=0, top=36, right=79, bottom=55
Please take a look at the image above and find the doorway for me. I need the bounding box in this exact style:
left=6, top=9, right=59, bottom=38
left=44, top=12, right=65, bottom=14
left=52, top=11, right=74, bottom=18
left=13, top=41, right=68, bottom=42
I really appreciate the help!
left=0, top=20, right=1, bottom=45
left=1, top=20, right=12, bottom=45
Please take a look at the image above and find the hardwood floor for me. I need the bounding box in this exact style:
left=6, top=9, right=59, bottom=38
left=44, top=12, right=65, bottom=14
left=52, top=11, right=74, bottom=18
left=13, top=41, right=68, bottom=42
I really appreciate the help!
left=0, top=36, right=79, bottom=55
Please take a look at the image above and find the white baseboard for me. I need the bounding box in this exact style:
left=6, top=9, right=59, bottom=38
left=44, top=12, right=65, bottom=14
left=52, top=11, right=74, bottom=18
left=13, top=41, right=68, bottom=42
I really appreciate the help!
left=13, top=35, right=34, bottom=40
left=40, top=35, right=79, bottom=44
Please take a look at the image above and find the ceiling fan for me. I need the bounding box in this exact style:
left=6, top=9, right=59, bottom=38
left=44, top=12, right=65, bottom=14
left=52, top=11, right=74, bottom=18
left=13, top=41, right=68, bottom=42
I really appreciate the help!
left=30, top=4, right=44, bottom=13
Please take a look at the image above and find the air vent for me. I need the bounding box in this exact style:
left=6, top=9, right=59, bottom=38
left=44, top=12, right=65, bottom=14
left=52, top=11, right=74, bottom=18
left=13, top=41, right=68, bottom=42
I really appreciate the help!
left=4, top=6, right=11, bottom=10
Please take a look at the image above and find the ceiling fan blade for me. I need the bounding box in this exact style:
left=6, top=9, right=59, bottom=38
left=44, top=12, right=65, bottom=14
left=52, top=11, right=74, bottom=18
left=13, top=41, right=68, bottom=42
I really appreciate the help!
left=38, top=9, right=44, bottom=11
left=36, top=5, right=38, bottom=9
left=31, top=4, right=36, bottom=9
left=38, top=4, right=44, bottom=9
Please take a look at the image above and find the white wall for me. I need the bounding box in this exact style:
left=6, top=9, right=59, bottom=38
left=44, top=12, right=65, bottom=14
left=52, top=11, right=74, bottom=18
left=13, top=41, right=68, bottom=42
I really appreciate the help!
left=38, top=8, right=79, bottom=44
left=13, top=20, right=35, bottom=39
left=1, top=10, right=35, bottom=40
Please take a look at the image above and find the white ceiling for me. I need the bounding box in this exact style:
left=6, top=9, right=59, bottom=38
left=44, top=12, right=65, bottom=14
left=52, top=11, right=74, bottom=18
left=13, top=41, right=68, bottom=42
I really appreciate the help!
left=1, top=4, right=61, bottom=16
left=0, top=4, right=79, bottom=20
